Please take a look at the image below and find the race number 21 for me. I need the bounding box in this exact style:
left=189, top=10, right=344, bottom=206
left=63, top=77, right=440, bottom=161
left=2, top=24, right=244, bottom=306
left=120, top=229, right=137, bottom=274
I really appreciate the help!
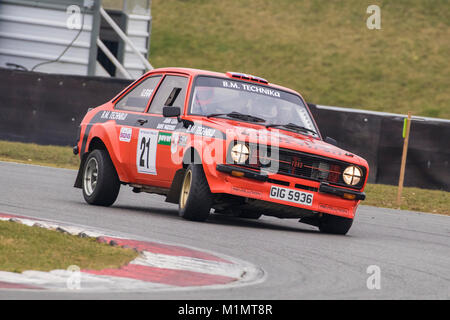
left=137, top=129, right=158, bottom=175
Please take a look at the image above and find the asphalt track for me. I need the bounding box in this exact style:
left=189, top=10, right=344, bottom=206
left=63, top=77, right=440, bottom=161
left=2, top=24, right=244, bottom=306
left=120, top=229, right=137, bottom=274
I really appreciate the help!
left=0, top=161, right=449, bottom=299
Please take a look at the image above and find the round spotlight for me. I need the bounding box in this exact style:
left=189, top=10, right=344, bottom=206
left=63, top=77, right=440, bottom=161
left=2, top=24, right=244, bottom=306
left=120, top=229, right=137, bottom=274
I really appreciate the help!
left=343, top=165, right=362, bottom=186
left=231, top=143, right=250, bottom=164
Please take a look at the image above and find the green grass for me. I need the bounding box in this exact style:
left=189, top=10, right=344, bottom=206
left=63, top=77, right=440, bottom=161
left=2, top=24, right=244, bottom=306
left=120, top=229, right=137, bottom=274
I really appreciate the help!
left=0, top=220, right=138, bottom=273
left=0, top=140, right=448, bottom=216
left=0, top=140, right=80, bottom=170
left=146, top=0, right=450, bottom=119
left=364, top=183, right=450, bottom=215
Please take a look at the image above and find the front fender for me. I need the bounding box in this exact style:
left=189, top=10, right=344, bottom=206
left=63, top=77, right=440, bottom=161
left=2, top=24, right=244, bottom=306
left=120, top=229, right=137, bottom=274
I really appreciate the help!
left=85, top=121, right=130, bottom=183
left=182, top=135, right=227, bottom=193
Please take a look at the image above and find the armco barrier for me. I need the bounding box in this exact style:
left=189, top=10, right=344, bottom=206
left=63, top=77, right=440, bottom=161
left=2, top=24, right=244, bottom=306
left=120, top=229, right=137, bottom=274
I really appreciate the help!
left=0, top=68, right=448, bottom=190
left=0, top=68, right=132, bottom=146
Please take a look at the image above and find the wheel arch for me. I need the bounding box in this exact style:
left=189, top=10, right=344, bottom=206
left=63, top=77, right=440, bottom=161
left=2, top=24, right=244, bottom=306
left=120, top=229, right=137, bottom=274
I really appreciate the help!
left=88, top=137, right=108, bottom=152
left=166, top=146, right=202, bottom=204
left=74, top=136, right=124, bottom=188
left=182, top=146, right=202, bottom=168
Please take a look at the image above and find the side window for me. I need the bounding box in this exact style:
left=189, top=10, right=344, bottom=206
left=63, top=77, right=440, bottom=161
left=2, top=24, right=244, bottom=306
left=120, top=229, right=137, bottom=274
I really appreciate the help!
left=148, top=75, right=188, bottom=114
left=115, top=75, right=162, bottom=112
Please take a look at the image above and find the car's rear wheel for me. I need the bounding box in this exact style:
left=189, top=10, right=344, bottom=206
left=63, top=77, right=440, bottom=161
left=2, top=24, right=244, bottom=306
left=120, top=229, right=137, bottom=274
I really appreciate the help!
left=178, top=164, right=212, bottom=221
left=82, top=149, right=120, bottom=206
left=318, top=213, right=353, bottom=235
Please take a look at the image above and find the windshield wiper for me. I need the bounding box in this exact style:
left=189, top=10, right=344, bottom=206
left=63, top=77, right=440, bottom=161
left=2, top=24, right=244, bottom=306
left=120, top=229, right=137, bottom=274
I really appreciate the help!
left=206, top=111, right=266, bottom=123
left=265, top=123, right=318, bottom=135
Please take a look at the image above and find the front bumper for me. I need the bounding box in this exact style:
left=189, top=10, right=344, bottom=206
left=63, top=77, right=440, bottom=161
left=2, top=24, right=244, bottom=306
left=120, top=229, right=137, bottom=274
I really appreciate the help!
left=216, top=164, right=268, bottom=182
left=214, top=164, right=365, bottom=219
left=318, top=182, right=365, bottom=201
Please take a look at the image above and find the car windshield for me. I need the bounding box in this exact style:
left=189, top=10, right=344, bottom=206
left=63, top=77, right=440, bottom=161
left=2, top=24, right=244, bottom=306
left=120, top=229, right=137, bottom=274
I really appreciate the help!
left=189, top=76, right=317, bottom=135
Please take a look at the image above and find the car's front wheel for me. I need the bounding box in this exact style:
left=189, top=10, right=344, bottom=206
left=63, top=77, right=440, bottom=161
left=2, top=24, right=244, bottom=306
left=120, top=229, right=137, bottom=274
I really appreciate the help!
left=82, top=149, right=120, bottom=206
left=178, top=164, right=212, bottom=221
left=318, top=213, right=353, bottom=235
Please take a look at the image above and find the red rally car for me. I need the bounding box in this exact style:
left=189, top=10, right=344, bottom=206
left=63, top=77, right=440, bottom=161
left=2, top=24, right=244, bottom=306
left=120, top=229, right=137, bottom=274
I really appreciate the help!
left=74, top=67, right=369, bottom=235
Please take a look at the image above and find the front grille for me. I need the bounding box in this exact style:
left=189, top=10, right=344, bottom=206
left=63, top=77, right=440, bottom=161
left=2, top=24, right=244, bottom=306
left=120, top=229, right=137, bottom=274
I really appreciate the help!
left=258, top=148, right=365, bottom=189
left=227, top=141, right=365, bottom=190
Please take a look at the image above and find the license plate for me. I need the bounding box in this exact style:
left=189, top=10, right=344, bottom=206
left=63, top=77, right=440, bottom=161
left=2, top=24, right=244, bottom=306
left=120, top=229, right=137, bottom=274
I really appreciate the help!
left=269, top=186, right=314, bottom=206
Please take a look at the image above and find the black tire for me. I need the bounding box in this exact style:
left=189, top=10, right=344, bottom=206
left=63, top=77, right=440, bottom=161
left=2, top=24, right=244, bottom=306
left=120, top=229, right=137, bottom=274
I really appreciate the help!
left=238, top=211, right=262, bottom=219
left=82, top=149, right=120, bottom=206
left=178, top=164, right=212, bottom=221
left=318, top=213, right=353, bottom=235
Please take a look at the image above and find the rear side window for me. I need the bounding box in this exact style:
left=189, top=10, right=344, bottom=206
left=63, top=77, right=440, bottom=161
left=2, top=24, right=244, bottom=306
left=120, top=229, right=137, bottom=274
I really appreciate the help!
left=148, top=75, right=189, bottom=114
left=115, top=75, right=162, bottom=112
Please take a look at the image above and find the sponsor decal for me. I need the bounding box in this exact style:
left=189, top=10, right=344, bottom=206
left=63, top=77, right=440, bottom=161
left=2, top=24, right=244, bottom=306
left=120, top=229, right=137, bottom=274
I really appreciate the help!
left=186, top=125, right=216, bottom=137
left=222, top=80, right=281, bottom=98
left=158, top=124, right=176, bottom=130
left=318, top=203, right=349, bottom=215
left=100, top=110, right=127, bottom=121
left=178, top=135, right=188, bottom=147
left=164, top=118, right=178, bottom=125
left=119, top=127, right=132, bottom=142
left=158, top=132, right=172, bottom=145
left=170, top=133, right=188, bottom=153
left=231, top=187, right=262, bottom=198
left=171, top=132, right=179, bottom=154
left=157, top=118, right=178, bottom=131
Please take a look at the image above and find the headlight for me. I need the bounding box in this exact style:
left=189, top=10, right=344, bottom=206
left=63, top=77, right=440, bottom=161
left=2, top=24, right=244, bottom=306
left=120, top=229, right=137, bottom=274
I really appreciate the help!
left=231, top=143, right=250, bottom=164
left=342, top=165, right=362, bottom=186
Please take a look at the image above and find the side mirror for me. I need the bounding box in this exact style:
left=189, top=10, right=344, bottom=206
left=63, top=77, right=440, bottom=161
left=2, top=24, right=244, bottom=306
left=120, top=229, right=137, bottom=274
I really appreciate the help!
left=325, top=136, right=338, bottom=146
left=163, top=106, right=181, bottom=118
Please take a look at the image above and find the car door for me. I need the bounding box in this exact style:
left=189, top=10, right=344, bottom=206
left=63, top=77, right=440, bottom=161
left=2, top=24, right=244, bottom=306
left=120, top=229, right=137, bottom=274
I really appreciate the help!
left=135, top=74, right=189, bottom=187
left=113, top=74, right=163, bottom=182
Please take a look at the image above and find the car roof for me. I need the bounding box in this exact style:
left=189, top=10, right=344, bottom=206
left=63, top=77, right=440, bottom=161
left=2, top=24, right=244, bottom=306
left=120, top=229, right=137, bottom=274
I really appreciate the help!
left=145, top=67, right=301, bottom=96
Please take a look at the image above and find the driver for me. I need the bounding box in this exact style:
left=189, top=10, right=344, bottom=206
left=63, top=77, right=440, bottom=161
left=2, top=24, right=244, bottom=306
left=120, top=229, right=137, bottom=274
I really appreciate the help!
left=192, top=86, right=215, bottom=114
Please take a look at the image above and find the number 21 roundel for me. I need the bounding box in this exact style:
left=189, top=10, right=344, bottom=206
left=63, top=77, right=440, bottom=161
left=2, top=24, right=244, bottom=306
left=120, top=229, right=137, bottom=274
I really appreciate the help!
left=137, top=129, right=158, bottom=175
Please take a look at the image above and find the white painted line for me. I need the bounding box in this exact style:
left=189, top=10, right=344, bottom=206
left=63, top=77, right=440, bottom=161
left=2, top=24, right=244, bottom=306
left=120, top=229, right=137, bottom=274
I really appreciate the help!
left=132, top=252, right=254, bottom=279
